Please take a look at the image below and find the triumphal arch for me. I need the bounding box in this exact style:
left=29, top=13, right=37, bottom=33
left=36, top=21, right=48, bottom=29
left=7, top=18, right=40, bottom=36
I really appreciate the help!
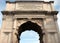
left=0, top=0, right=59, bottom=43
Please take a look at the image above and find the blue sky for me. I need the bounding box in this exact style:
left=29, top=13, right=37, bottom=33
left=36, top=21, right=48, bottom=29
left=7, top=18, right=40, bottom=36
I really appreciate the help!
left=20, top=30, right=39, bottom=43
left=0, top=0, right=60, bottom=43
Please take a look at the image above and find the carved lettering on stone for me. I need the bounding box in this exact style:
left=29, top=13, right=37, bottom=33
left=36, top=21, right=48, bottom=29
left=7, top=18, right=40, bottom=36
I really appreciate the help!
left=16, top=3, right=43, bottom=10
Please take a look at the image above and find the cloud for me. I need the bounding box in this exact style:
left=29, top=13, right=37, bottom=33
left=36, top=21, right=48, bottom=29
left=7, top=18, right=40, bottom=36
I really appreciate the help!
left=57, top=12, right=60, bottom=30
left=53, top=0, right=60, bottom=30
left=0, top=12, right=2, bottom=28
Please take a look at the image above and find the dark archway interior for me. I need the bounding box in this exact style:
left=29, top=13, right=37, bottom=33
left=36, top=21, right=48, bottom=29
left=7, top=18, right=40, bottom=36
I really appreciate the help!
left=17, top=21, right=43, bottom=43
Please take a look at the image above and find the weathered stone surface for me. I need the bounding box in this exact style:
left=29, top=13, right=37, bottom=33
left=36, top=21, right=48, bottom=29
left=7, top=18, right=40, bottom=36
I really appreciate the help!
left=0, top=1, right=59, bottom=43
left=5, top=1, right=55, bottom=11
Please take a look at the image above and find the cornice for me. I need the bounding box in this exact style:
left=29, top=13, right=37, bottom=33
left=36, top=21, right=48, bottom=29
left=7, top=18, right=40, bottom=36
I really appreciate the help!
left=6, top=1, right=54, bottom=3
left=1, top=11, right=58, bottom=15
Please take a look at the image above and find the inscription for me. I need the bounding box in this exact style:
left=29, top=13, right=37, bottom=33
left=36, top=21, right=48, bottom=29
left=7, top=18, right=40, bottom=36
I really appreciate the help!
left=16, top=3, right=43, bottom=10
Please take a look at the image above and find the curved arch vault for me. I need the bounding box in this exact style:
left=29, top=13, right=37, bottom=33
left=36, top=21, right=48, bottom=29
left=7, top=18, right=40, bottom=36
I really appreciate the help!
left=17, top=21, right=43, bottom=43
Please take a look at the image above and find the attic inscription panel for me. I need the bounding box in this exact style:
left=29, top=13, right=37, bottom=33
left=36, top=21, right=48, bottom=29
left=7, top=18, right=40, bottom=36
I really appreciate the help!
left=16, top=2, right=43, bottom=11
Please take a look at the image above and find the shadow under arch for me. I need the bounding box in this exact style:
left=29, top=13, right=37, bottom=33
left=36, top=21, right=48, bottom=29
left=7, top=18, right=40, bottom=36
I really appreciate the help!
left=17, top=21, right=43, bottom=43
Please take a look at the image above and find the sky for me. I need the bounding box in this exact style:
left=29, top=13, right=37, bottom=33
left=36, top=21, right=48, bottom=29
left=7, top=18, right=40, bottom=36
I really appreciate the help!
left=20, top=30, right=39, bottom=43
left=0, top=0, right=60, bottom=43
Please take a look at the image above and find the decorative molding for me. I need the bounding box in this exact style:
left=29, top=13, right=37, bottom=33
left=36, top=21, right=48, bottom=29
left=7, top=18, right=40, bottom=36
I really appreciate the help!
left=1, top=11, right=58, bottom=15
left=6, top=1, right=54, bottom=3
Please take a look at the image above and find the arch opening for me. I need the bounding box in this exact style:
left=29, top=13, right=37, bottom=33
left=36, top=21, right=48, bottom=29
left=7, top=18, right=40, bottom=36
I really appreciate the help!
left=17, top=21, right=43, bottom=43
left=20, top=30, right=40, bottom=43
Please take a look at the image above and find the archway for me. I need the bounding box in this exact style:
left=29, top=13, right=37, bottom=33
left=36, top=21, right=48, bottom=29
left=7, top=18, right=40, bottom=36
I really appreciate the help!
left=20, top=30, right=39, bottom=43
left=17, top=21, right=43, bottom=43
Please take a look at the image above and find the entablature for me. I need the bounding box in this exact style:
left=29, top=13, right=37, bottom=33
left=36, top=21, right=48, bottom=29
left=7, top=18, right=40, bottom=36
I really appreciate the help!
left=1, top=11, right=58, bottom=15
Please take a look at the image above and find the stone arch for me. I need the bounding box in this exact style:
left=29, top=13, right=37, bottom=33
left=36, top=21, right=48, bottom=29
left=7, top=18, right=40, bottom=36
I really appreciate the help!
left=17, top=21, right=43, bottom=43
